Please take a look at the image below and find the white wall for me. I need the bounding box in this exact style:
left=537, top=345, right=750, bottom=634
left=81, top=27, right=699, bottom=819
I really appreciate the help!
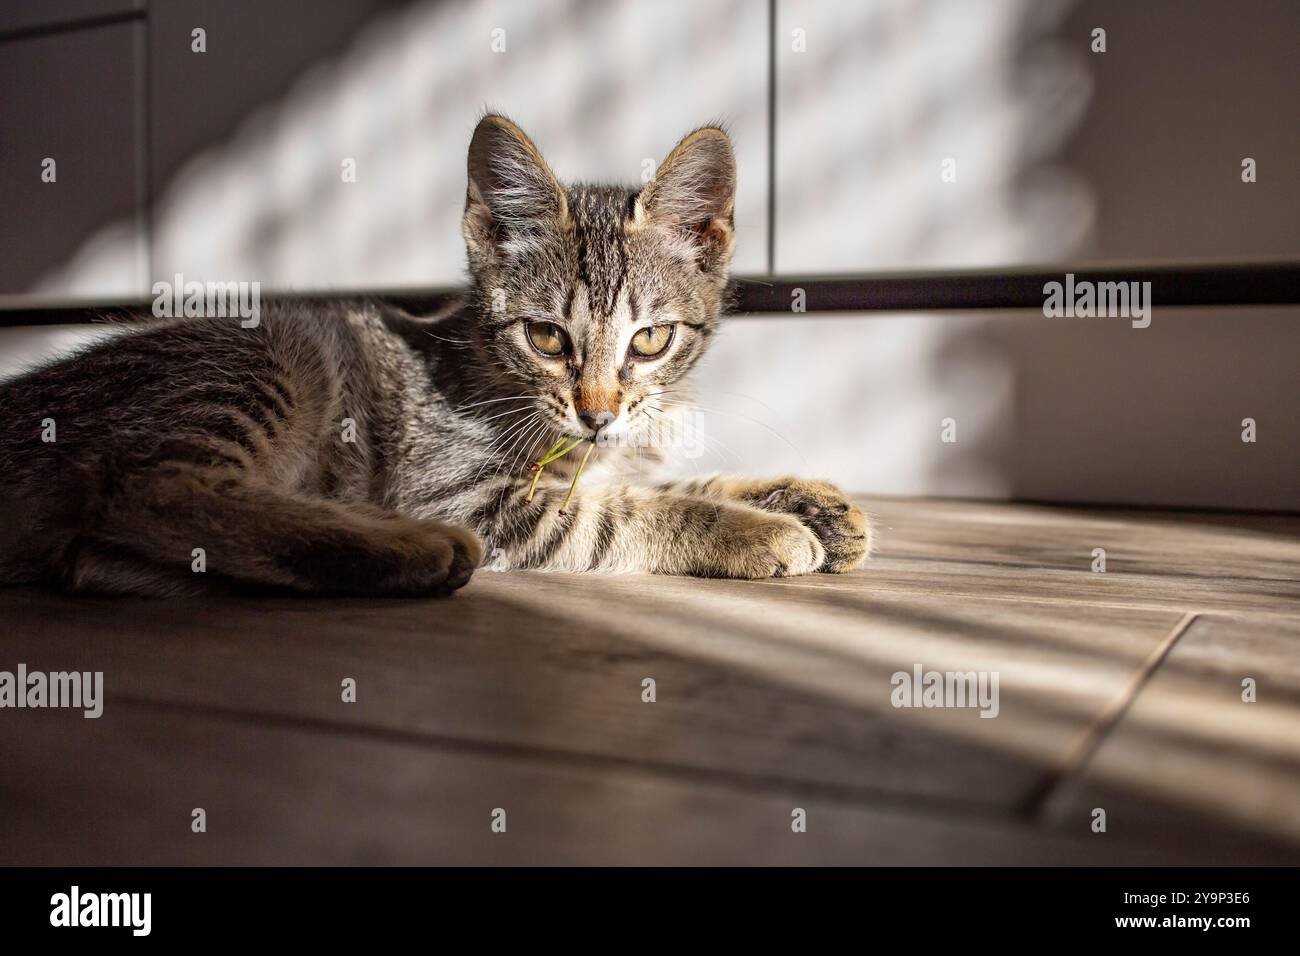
left=684, top=307, right=1299, bottom=510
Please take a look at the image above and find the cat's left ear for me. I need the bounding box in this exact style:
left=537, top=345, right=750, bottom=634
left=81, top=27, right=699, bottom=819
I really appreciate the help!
left=633, top=126, right=737, bottom=273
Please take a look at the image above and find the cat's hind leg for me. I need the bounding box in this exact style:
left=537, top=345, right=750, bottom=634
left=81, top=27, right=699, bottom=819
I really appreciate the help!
left=66, top=460, right=482, bottom=597
left=61, top=540, right=210, bottom=596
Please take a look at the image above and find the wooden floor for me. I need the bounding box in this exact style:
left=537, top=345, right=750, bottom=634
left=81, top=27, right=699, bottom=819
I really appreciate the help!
left=2, top=497, right=1299, bottom=865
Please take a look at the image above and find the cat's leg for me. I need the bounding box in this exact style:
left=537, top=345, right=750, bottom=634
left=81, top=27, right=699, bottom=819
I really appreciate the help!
left=461, top=477, right=824, bottom=578
left=61, top=540, right=211, bottom=596
left=68, top=460, right=482, bottom=596
left=655, top=476, right=871, bottom=573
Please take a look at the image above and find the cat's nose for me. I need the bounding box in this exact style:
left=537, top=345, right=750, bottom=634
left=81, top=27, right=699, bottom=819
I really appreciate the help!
left=574, top=388, right=621, bottom=434
left=578, top=409, right=616, bottom=433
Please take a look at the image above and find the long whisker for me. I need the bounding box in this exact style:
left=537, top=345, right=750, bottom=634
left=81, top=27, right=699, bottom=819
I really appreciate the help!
left=497, top=415, right=550, bottom=479
left=423, top=331, right=474, bottom=346
left=472, top=412, right=542, bottom=480
left=453, top=395, right=537, bottom=411
left=652, top=399, right=807, bottom=465
left=645, top=402, right=739, bottom=468
left=478, top=410, right=539, bottom=453
left=503, top=417, right=553, bottom=481
left=478, top=404, right=541, bottom=425
left=695, top=387, right=790, bottom=424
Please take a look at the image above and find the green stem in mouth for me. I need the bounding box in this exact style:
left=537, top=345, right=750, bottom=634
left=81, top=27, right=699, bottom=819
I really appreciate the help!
left=523, top=437, right=594, bottom=506
left=558, top=442, right=596, bottom=516
left=537, top=437, right=585, bottom=466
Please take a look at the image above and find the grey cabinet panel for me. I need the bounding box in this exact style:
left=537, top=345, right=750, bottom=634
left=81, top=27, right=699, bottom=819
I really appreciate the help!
left=1060, top=0, right=1300, bottom=264
left=775, top=0, right=1300, bottom=273
left=148, top=0, right=405, bottom=193
left=0, top=21, right=146, bottom=296
left=147, top=0, right=768, bottom=289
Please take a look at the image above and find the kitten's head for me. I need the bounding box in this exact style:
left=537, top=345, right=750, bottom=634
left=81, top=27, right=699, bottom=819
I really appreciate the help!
left=461, top=113, right=735, bottom=443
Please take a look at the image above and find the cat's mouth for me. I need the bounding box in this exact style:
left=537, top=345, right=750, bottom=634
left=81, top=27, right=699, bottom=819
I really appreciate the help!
left=538, top=414, right=598, bottom=445
left=552, top=412, right=636, bottom=445
left=537, top=394, right=654, bottom=446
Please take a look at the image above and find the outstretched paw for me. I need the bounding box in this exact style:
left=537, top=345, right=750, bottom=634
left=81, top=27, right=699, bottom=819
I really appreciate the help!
left=699, top=509, right=824, bottom=579
left=743, top=478, right=871, bottom=573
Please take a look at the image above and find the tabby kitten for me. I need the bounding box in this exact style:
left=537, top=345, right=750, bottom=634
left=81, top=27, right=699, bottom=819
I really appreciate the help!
left=0, top=115, right=869, bottom=596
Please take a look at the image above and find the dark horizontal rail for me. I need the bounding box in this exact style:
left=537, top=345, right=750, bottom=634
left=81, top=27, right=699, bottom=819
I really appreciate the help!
left=0, top=262, right=1295, bottom=327
left=728, top=261, right=1300, bottom=313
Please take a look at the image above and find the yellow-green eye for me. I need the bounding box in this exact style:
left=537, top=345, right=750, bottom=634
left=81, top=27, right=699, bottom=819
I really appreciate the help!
left=629, top=324, right=674, bottom=358
left=526, top=321, right=567, bottom=357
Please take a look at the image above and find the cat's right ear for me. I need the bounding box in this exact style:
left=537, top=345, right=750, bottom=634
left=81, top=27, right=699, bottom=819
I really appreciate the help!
left=463, top=114, right=569, bottom=268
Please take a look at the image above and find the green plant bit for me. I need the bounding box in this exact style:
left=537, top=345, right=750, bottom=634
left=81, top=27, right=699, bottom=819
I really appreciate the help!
left=523, top=437, right=592, bottom=508
left=557, top=441, right=596, bottom=516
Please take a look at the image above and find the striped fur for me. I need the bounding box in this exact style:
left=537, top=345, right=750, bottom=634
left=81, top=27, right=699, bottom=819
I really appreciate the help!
left=0, top=116, right=869, bottom=596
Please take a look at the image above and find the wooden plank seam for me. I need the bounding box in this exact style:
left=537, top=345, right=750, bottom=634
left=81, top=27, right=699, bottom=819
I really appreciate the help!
left=1020, top=611, right=1200, bottom=817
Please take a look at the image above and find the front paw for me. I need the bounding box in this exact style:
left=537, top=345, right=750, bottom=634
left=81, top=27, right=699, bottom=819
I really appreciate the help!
left=743, top=478, right=870, bottom=573
left=699, top=509, right=824, bottom=579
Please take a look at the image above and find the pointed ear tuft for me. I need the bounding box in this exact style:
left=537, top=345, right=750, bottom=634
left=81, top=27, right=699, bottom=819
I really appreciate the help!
left=463, top=114, right=568, bottom=267
left=634, top=126, right=736, bottom=273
